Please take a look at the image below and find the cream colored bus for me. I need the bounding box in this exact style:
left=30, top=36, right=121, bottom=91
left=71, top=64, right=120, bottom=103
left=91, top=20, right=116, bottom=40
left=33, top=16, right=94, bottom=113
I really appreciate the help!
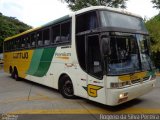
left=4, top=6, right=156, bottom=106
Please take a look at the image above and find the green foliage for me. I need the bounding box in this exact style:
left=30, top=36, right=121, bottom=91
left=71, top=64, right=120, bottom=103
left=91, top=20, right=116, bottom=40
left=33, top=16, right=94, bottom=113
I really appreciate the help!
left=145, top=14, right=160, bottom=52
left=0, top=13, right=32, bottom=53
left=152, top=0, right=160, bottom=9
left=145, top=14, right=160, bottom=68
left=62, top=0, right=128, bottom=11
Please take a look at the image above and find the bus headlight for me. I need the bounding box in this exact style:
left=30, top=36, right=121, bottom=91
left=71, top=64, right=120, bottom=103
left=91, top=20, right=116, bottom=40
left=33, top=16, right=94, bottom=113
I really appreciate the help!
left=118, top=92, right=128, bottom=103
left=119, top=93, right=124, bottom=99
left=119, top=92, right=128, bottom=99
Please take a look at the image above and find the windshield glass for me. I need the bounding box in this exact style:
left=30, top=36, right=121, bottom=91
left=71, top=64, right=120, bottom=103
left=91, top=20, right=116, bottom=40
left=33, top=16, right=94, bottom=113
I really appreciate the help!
left=100, top=11, right=147, bottom=32
left=103, top=34, right=140, bottom=75
left=137, top=34, right=155, bottom=71
left=102, top=33, right=155, bottom=75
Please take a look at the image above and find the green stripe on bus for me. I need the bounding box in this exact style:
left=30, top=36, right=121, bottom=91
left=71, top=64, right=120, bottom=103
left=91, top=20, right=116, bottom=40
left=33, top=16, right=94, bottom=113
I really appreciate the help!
left=27, top=49, right=44, bottom=75
left=33, top=47, right=56, bottom=77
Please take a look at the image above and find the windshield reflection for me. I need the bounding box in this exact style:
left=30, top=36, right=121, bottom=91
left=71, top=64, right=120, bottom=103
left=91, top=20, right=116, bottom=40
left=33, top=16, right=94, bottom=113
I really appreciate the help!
left=100, top=10, right=147, bottom=32
left=103, top=33, right=154, bottom=75
left=136, top=34, right=155, bottom=71
left=103, top=34, right=140, bottom=75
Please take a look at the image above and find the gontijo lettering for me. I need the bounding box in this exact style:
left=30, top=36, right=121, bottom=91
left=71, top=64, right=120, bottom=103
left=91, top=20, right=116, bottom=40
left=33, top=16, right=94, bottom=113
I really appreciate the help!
left=13, top=52, right=28, bottom=59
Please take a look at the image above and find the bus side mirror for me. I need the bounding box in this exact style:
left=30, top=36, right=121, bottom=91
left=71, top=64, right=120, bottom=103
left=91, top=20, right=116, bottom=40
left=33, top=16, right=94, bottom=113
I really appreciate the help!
left=102, top=38, right=110, bottom=55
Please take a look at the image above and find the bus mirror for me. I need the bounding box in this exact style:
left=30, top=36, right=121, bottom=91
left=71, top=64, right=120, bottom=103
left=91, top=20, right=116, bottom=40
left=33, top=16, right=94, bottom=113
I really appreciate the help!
left=102, top=38, right=110, bottom=55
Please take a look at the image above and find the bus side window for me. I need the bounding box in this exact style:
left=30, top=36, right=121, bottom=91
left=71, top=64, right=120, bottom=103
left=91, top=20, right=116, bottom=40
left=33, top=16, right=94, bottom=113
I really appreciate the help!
left=61, top=21, right=71, bottom=43
left=52, top=24, right=60, bottom=44
left=12, top=40, right=15, bottom=50
left=31, top=33, right=36, bottom=47
left=9, top=41, right=12, bottom=50
left=12, top=39, right=16, bottom=50
left=10, top=41, right=12, bottom=50
left=6, top=42, right=8, bottom=52
left=18, top=38, right=21, bottom=49
left=8, top=42, right=10, bottom=51
left=8, top=41, right=10, bottom=51
left=26, top=36, right=30, bottom=48
left=7, top=42, right=9, bottom=51
left=15, top=39, right=19, bottom=50
left=76, top=11, right=97, bottom=33
left=43, top=29, right=50, bottom=46
left=37, top=31, right=43, bottom=46
left=6, top=41, right=9, bottom=51
left=21, top=37, right=26, bottom=49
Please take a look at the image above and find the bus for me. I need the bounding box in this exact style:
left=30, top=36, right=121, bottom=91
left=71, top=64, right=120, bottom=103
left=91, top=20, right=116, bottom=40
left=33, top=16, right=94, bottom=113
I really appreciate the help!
left=3, top=6, right=156, bottom=106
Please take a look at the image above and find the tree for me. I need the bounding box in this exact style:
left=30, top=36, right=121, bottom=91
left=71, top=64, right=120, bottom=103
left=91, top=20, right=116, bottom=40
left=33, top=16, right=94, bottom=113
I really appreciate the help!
left=0, top=13, right=32, bottom=53
left=145, top=15, right=160, bottom=69
left=152, top=0, right=160, bottom=9
left=62, top=0, right=128, bottom=11
left=146, top=15, right=160, bottom=52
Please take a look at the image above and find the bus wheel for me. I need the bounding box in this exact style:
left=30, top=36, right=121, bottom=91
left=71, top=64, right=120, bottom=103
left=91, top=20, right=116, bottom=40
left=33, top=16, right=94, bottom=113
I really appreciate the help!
left=14, top=72, right=19, bottom=81
left=9, top=66, right=13, bottom=74
left=9, top=67, right=14, bottom=78
left=13, top=68, right=19, bottom=81
left=11, top=71, right=15, bottom=79
left=60, top=76, right=75, bottom=99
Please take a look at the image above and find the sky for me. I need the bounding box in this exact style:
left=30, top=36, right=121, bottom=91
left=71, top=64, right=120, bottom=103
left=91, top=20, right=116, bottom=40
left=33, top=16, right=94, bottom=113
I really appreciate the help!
left=0, top=0, right=159, bottom=27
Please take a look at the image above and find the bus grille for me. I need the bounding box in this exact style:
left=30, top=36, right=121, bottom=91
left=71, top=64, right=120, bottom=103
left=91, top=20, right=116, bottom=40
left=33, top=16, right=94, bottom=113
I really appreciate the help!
left=131, top=76, right=150, bottom=84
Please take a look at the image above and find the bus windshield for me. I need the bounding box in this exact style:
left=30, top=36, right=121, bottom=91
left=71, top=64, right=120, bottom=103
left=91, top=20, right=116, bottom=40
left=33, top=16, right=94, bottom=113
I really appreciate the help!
left=99, top=10, right=147, bottom=32
left=137, top=34, right=155, bottom=71
left=102, top=33, right=154, bottom=75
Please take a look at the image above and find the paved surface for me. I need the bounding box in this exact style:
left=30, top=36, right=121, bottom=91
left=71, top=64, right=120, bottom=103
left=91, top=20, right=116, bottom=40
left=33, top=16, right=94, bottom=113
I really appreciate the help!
left=0, top=65, right=160, bottom=120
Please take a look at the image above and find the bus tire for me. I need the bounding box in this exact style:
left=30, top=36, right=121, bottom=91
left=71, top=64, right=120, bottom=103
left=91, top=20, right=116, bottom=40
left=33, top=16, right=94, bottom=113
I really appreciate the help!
left=11, top=71, right=15, bottom=79
left=9, top=66, right=14, bottom=78
left=59, top=75, right=75, bottom=99
left=9, top=66, right=13, bottom=74
left=13, top=68, right=19, bottom=81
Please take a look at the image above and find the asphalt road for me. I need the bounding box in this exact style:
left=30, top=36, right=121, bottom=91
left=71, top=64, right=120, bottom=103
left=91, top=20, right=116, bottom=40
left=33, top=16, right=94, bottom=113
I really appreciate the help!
left=0, top=65, right=160, bottom=120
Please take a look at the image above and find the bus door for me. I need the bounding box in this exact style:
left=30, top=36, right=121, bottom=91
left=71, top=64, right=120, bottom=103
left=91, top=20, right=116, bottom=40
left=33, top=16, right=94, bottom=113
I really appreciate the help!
left=86, top=34, right=105, bottom=103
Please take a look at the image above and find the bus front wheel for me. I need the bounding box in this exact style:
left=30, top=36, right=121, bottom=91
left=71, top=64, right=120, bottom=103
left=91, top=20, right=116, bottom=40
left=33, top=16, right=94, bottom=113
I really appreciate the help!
left=60, top=76, right=75, bottom=99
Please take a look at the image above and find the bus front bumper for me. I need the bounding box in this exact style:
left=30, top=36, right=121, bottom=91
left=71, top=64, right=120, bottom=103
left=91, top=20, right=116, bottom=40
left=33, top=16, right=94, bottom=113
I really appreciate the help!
left=106, top=79, right=156, bottom=106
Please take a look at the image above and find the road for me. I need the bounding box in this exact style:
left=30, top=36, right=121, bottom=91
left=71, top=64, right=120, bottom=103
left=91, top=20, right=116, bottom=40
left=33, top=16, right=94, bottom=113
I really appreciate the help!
left=0, top=65, right=160, bottom=120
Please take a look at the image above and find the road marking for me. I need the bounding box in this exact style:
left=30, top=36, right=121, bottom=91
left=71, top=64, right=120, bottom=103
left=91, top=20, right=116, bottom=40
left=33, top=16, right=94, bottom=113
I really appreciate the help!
left=0, top=92, right=81, bottom=104
left=9, top=108, right=160, bottom=114
left=2, top=92, right=160, bottom=114
left=0, top=94, right=51, bottom=104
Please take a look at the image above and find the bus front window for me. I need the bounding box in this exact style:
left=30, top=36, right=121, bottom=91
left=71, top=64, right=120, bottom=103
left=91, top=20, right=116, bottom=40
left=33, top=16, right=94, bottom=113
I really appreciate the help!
left=137, top=34, right=155, bottom=71
left=99, top=10, right=147, bottom=32
left=103, top=35, right=140, bottom=75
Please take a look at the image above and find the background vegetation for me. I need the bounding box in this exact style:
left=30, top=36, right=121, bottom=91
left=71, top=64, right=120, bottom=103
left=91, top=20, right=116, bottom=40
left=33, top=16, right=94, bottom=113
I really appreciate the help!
left=62, top=0, right=128, bottom=11
left=145, top=14, right=160, bottom=69
left=0, top=12, right=32, bottom=53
